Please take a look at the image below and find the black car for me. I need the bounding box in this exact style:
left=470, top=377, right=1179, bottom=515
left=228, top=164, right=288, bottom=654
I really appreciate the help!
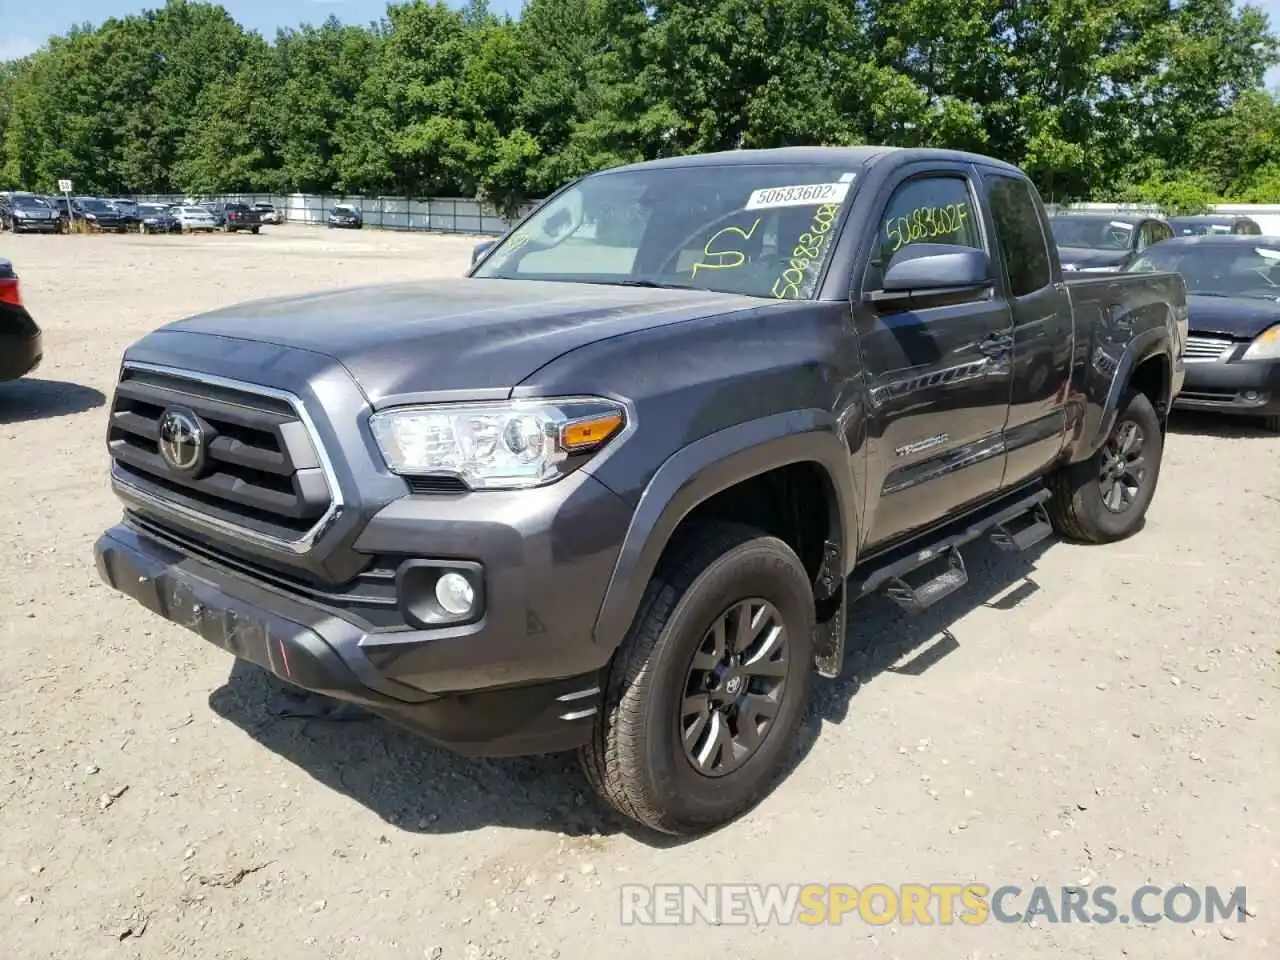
left=2, top=195, right=60, bottom=233
left=75, top=197, right=134, bottom=233
left=327, top=204, right=363, bottom=228
left=1048, top=213, right=1174, bottom=272
left=137, top=203, right=181, bottom=234
left=1127, top=234, right=1280, bottom=431
left=217, top=201, right=263, bottom=233
left=0, top=259, right=42, bottom=382
left=1167, top=215, right=1263, bottom=237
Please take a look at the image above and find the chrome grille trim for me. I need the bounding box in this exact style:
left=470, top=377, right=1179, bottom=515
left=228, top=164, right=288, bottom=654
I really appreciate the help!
left=1182, top=335, right=1234, bottom=363
left=108, top=361, right=345, bottom=555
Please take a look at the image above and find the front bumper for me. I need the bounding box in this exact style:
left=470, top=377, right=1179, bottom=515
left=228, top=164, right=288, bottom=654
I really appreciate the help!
left=0, top=329, right=42, bottom=381
left=11, top=219, right=59, bottom=233
left=94, top=522, right=608, bottom=757
left=1174, top=346, right=1280, bottom=417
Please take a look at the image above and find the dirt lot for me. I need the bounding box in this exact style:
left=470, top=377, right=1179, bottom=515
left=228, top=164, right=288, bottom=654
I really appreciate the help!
left=1, top=225, right=1276, bottom=959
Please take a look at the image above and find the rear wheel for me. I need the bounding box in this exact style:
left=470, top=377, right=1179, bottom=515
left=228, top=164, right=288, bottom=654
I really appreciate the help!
left=251, top=226, right=260, bottom=235
left=1262, top=414, right=1280, bottom=433
left=579, top=522, right=815, bottom=836
left=1047, top=387, right=1163, bottom=543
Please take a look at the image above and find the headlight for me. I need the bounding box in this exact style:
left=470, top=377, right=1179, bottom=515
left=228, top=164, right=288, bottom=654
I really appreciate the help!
left=369, top=397, right=628, bottom=490
left=85, top=213, right=97, bottom=221
left=1242, top=324, right=1280, bottom=361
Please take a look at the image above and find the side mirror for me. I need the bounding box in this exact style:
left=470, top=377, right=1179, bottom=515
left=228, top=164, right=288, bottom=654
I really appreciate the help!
left=472, top=240, right=496, bottom=265
left=872, top=244, right=993, bottom=305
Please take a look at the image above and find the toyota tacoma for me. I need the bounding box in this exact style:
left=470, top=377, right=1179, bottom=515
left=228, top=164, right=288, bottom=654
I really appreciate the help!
left=94, top=147, right=1187, bottom=835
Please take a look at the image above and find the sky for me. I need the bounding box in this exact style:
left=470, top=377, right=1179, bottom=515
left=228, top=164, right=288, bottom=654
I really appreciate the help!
left=0, top=0, right=525, bottom=60
left=2, top=0, right=1280, bottom=87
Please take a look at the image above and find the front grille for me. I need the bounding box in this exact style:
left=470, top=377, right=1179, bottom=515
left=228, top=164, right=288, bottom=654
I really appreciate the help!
left=1183, top=335, right=1235, bottom=362
left=107, top=366, right=336, bottom=548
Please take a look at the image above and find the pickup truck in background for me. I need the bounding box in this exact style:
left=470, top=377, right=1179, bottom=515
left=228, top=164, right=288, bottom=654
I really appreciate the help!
left=93, top=146, right=1187, bottom=836
left=218, top=201, right=263, bottom=234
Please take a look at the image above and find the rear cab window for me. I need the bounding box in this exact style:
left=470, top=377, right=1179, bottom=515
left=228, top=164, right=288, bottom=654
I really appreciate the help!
left=985, top=174, right=1053, bottom=296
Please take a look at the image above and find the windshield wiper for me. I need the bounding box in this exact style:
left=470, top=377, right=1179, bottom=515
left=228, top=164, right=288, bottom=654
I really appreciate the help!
left=612, top=279, right=702, bottom=291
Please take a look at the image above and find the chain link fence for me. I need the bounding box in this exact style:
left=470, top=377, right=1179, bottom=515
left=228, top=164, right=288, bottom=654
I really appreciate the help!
left=122, top=192, right=542, bottom=235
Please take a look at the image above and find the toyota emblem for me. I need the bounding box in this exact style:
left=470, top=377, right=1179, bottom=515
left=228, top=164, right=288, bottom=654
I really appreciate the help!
left=158, top=408, right=205, bottom=474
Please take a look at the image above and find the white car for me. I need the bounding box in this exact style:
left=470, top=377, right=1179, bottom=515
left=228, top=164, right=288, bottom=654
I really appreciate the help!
left=173, top=206, right=218, bottom=232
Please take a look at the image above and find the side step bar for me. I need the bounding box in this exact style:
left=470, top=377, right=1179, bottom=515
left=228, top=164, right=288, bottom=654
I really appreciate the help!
left=852, top=488, right=1054, bottom=614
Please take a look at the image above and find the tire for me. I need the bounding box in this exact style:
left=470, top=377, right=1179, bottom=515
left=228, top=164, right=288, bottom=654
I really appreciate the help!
left=579, top=521, right=815, bottom=836
left=1047, top=387, right=1163, bottom=543
left=251, top=226, right=260, bottom=234
left=1262, top=414, right=1280, bottom=433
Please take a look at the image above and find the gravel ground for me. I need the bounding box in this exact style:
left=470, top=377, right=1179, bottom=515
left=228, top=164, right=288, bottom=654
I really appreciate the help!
left=1, top=226, right=1276, bottom=959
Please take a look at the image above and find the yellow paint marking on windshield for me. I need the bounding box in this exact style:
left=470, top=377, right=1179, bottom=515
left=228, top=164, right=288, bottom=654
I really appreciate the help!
left=772, top=202, right=840, bottom=300
left=690, top=218, right=763, bottom=277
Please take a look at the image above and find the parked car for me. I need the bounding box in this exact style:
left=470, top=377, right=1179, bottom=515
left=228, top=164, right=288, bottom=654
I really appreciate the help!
left=172, top=205, right=219, bottom=232
left=108, top=198, right=141, bottom=222
left=93, top=145, right=1185, bottom=836
left=44, top=195, right=80, bottom=232
left=1048, top=212, right=1174, bottom=272
left=253, top=201, right=281, bottom=224
left=0, top=259, right=42, bottom=382
left=1167, top=215, right=1263, bottom=237
left=1127, top=234, right=1280, bottom=431
left=327, top=204, right=363, bottom=228
left=198, top=203, right=226, bottom=228
left=137, top=203, right=181, bottom=234
left=2, top=195, right=60, bottom=233
left=74, top=197, right=134, bottom=233
left=217, top=201, right=262, bottom=234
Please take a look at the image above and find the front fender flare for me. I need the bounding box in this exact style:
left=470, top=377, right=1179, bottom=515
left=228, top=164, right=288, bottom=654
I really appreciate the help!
left=591, top=409, right=858, bottom=672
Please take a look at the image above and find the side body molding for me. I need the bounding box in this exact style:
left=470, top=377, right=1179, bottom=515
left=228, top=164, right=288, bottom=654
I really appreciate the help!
left=591, top=409, right=859, bottom=669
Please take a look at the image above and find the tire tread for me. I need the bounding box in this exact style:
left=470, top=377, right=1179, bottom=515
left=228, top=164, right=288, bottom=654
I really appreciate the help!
left=579, top=521, right=799, bottom=834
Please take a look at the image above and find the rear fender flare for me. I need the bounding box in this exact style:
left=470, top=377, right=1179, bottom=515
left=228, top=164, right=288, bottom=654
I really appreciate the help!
left=1071, top=325, right=1173, bottom=461
left=591, top=410, right=858, bottom=671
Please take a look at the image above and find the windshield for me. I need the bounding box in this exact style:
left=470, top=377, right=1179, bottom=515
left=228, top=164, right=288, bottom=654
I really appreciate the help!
left=333, top=206, right=356, bottom=214
left=1049, top=217, right=1136, bottom=251
left=179, top=207, right=207, bottom=215
left=13, top=197, right=49, bottom=210
left=472, top=162, right=862, bottom=299
left=1169, top=219, right=1233, bottom=237
left=1129, top=243, right=1280, bottom=299
left=80, top=199, right=114, bottom=213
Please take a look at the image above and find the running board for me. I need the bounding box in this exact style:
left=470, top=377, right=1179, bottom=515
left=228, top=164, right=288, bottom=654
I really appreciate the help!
left=990, top=502, right=1053, bottom=553
left=852, top=487, right=1053, bottom=614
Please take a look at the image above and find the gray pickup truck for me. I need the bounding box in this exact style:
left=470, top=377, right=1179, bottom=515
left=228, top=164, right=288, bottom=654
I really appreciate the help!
left=94, top=146, right=1186, bottom=836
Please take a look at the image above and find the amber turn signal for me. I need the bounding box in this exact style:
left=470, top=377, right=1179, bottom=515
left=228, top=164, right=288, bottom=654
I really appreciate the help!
left=560, top=412, right=625, bottom=451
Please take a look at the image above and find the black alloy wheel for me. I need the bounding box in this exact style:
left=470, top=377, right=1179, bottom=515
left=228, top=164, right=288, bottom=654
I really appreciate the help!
left=681, top=598, right=790, bottom=777
left=1097, top=419, right=1148, bottom=513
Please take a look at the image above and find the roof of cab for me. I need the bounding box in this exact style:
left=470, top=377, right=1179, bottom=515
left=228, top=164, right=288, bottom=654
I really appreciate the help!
left=599, top=145, right=1029, bottom=178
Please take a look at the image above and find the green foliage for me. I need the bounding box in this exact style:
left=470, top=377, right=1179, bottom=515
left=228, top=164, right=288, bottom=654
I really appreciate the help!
left=2, top=0, right=1279, bottom=212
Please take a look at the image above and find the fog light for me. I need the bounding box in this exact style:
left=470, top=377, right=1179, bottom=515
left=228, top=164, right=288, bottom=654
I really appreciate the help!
left=435, top=572, right=475, bottom=616
left=1243, top=390, right=1260, bottom=402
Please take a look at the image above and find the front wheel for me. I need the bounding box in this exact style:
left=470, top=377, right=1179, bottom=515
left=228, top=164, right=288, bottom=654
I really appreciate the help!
left=580, top=522, right=815, bottom=836
left=1047, top=387, right=1164, bottom=543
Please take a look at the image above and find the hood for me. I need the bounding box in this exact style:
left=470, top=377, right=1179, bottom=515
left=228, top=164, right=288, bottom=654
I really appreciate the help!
left=1057, top=246, right=1129, bottom=269
left=155, top=278, right=763, bottom=403
left=1186, top=294, right=1280, bottom=339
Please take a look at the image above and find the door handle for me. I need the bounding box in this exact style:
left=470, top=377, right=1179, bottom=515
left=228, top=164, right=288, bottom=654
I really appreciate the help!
left=978, top=333, right=1013, bottom=357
